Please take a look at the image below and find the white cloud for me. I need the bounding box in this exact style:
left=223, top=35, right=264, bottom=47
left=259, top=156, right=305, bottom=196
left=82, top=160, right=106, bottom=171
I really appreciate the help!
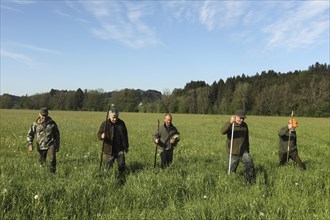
left=199, top=1, right=246, bottom=31
left=10, top=0, right=35, bottom=5
left=1, top=43, right=61, bottom=67
left=263, top=1, right=329, bottom=49
left=81, top=1, right=162, bottom=48
left=0, top=5, right=21, bottom=12
left=8, top=42, right=62, bottom=55
left=61, top=1, right=328, bottom=50
left=1, top=49, right=35, bottom=67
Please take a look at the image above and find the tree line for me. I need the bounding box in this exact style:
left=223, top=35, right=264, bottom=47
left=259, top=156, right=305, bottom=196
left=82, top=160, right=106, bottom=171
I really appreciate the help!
left=1, top=62, right=329, bottom=117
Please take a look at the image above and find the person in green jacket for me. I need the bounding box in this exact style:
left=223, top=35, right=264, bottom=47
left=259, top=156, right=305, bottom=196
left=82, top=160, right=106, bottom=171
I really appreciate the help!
left=278, top=118, right=305, bottom=170
left=221, top=109, right=255, bottom=183
left=152, top=113, right=180, bottom=169
left=98, top=108, right=129, bottom=175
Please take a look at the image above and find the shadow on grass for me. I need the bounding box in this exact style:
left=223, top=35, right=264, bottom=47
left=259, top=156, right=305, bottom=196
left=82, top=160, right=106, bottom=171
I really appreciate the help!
left=255, top=165, right=269, bottom=185
left=126, top=161, right=146, bottom=174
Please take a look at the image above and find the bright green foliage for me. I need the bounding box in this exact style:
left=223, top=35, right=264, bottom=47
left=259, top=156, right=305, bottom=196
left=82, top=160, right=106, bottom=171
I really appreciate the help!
left=0, top=110, right=329, bottom=219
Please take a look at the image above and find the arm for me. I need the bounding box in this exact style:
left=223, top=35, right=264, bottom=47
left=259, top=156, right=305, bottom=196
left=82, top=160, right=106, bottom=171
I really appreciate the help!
left=27, top=123, right=36, bottom=151
left=53, top=122, right=60, bottom=152
left=246, top=123, right=250, bottom=153
left=97, top=121, right=106, bottom=140
left=221, top=121, right=232, bottom=135
left=122, top=122, right=129, bottom=152
left=278, top=126, right=289, bottom=137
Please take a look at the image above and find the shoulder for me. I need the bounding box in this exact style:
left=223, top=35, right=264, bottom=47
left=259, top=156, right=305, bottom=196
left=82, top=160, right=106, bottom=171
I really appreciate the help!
left=170, top=124, right=179, bottom=133
left=117, top=119, right=127, bottom=126
left=242, top=122, right=248, bottom=128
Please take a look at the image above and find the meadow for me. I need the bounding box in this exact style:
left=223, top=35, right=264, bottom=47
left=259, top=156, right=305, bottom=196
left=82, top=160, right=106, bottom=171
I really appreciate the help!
left=0, top=109, right=329, bottom=220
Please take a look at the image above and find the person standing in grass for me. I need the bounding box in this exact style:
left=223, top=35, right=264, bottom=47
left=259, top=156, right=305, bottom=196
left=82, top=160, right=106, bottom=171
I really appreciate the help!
left=278, top=118, right=306, bottom=170
left=152, top=113, right=180, bottom=169
left=221, top=109, right=255, bottom=183
left=98, top=108, right=129, bottom=175
left=27, top=107, right=60, bottom=173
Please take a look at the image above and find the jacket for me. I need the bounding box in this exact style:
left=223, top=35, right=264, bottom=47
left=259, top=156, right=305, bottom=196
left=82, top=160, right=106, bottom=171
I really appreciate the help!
left=152, top=123, right=180, bottom=151
left=98, top=118, right=129, bottom=155
left=221, top=121, right=249, bottom=156
left=278, top=126, right=297, bottom=153
left=27, top=116, right=60, bottom=151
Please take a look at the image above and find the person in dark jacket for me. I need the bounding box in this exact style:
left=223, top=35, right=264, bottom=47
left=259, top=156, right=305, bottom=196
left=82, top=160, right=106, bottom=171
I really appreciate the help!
left=221, top=109, right=255, bottom=183
left=278, top=118, right=305, bottom=170
left=27, top=107, right=60, bottom=173
left=98, top=108, right=129, bottom=174
left=152, top=113, right=180, bottom=169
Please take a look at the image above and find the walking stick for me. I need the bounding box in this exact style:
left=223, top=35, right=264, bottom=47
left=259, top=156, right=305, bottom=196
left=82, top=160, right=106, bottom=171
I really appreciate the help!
left=154, top=119, right=160, bottom=168
left=287, top=110, right=294, bottom=163
left=228, top=122, right=235, bottom=175
left=99, top=104, right=111, bottom=172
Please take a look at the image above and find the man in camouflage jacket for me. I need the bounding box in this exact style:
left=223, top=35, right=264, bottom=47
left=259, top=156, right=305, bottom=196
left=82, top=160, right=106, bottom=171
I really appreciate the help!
left=27, top=108, right=60, bottom=173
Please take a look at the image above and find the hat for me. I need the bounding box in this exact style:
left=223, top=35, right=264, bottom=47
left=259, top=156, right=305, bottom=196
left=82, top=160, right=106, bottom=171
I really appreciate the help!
left=235, top=109, right=246, bottom=118
left=288, top=118, right=298, bottom=128
left=40, top=107, right=48, bottom=116
left=109, top=109, right=119, bottom=117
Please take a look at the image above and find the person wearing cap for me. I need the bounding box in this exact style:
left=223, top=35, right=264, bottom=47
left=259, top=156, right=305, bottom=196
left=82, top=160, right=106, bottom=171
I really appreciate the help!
left=97, top=108, right=129, bottom=175
left=27, top=107, right=60, bottom=173
left=278, top=118, right=306, bottom=170
left=152, top=113, right=180, bottom=169
left=221, top=109, right=255, bottom=183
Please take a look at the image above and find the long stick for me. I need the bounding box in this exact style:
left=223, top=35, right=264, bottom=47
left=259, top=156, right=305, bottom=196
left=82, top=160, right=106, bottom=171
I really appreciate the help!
left=154, top=119, right=160, bottom=168
left=99, top=104, right=111, bottom=172
left=286, top=110, right=294, bottom=162
left=228, top=122, right=235, bottom=175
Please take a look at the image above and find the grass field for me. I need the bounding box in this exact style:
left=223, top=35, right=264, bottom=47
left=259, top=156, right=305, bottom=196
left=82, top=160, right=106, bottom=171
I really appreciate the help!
left=0, top=109, right=329, bottom=219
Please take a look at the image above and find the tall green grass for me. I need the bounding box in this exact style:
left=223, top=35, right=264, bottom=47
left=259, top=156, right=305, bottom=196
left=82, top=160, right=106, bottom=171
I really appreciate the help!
left=1, top=109, right=329, bottom=219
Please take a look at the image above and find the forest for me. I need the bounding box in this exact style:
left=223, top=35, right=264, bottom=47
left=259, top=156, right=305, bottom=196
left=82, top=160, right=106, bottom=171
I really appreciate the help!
left=1, top=62, right=329, bottom=117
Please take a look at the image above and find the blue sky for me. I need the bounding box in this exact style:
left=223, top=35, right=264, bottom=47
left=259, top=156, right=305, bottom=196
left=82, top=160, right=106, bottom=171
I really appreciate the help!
left=1, top=0, right=329, bottom=96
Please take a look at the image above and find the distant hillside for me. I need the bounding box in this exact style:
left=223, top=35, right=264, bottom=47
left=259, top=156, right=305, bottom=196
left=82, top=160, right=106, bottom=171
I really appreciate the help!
left=1, top=62, right=329, bottom=117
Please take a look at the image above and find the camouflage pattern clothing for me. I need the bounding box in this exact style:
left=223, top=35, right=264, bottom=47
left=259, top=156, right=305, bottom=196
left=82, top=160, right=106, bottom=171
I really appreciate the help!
left=27, top=116, right=60, bottom=173
left=27, top=116, right=60, bottom=151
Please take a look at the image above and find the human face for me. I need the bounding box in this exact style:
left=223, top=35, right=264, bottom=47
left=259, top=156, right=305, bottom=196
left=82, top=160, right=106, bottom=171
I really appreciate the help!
left=164, top=115, right=172, bottom=127
left=38, top=113, right=46, bottom=123
left=235, top=115, right=244, bottom=125
left=109, top=115, right=118, bottom=123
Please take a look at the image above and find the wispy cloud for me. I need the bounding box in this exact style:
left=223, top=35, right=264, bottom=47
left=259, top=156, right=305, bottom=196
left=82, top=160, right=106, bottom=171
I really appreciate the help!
left=0, top=5, right=21, bottom=12
left=60, top=1, right=328, bottom=50
left=53, top=10, right=91, bottom=24
left=263, top=1, right=329, bottom=49
left=10, top=0, right=36, bottom=5
left=1, top=43, right=61, bottom=67
left=8, top=42, right=62, bottom=55
left=199, top=1, right=246, bottom=31
left=1, top=49, right=35, bottom=67
left=197, top=1, right=329, bottom=49
left=73, top=1, right=163, bottom=48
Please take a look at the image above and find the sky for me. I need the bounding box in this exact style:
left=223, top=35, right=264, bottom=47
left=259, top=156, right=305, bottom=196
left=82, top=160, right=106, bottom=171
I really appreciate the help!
left=1, top=0, right=329, bottom=96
